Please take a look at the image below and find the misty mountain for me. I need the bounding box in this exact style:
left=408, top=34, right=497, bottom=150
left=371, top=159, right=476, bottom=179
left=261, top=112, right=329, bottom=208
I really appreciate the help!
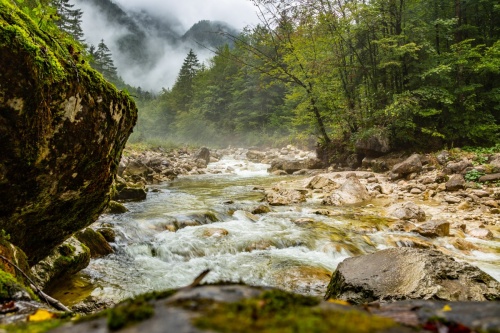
left=73, top=0, right=238, bottom=90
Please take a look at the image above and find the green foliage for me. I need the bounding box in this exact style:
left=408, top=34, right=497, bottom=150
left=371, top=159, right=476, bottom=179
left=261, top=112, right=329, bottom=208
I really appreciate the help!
left=464, top=169, right=485, bottom=182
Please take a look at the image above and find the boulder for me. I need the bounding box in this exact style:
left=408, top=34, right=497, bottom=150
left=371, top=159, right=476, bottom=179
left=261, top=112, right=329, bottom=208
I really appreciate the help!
left=114, top=186, right=147, bottom=202
left=355, top=134, right=390, bottom=157
left=0, top=4, right=137, bottom=264
left=106, top=200, right=128, bottom=214
left=445, top=174, right=466, bottom=191
left=436, top=150, right=450, bottom=165
left=307, top=175, right=338, bottom=190
left=387, top=202, right=426, bottom=222
left=0, top=237, right=33, bottom=302
left=479, top=173, right=500, bottom=182
left=265, top=187, right=307, bottom=206
left=268, top=158, right=322, bottom=174
left=391, top=154, right=422, bottom=176
left=195, top=147, right=210, bottom=165
left=75, top=228, right=113, bottom=258
left=122, top=160, right=153, bottom=178
left=468, top=228, right=493, bottom=240
left=443, top=159, right=473, bottom=175
left=415, top=220, right=450, bottom=238
left=324, top=248, right=500, bottom=303
left=251, top=205, right=271, bottom=214
left=31, top=237, right=90, bottom=290
left=323, top=177, right=371, bottom=206
left=246, top=150, right=266, bottom=162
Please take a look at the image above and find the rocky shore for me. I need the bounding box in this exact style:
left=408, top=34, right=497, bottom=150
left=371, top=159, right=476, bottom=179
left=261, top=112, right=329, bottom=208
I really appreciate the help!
left=2, top=144, right=500, bottom=332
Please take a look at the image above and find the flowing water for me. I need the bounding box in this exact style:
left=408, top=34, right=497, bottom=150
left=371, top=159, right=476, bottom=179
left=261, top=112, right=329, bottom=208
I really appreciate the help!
left=48, top=155, right=500, bottom=306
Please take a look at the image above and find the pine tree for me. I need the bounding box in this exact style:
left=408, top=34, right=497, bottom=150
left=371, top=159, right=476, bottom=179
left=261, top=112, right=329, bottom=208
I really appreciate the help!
left=89, top=39, right=118, bottom=82
left=52, top=0, right=85, bottom=43
left=171, top=49, right=201, bottom=112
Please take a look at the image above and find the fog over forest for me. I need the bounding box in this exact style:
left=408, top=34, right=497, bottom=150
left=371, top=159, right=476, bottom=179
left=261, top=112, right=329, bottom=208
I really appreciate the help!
left=72, top=0, right=258, bottom=91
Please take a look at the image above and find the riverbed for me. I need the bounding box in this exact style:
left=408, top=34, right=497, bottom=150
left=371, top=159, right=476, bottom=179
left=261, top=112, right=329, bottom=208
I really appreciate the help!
left=47, top=154, right=500, bottom=307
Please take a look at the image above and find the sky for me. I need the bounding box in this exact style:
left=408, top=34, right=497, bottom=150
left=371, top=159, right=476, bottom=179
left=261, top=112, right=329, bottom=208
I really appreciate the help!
left=75, top=0, right=259, bottom=91
left=112, top=0, right=259, bottom=31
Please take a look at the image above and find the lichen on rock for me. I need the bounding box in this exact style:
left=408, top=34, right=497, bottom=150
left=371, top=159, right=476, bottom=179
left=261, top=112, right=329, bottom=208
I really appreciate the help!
left=0, top=0, right=137, bottom=264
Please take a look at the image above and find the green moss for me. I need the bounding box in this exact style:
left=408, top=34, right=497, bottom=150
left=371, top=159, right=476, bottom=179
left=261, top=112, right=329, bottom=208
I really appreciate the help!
left=105, top=290, right=178, bottom=331
left=193, top=290, right=396, bottom=333
left=1, top=320, right=63, bottom=333
left=0, top=269, right=24, bottom=300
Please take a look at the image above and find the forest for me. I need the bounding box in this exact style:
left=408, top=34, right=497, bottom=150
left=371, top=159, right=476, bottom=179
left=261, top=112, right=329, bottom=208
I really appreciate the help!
left=133, top=0, right=500, bottom=157
left=16, top=0, right=500, bottom=155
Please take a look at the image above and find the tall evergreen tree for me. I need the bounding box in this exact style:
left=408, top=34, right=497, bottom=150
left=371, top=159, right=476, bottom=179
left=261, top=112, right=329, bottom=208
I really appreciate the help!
left=89, top=39, right=118, bottom=82
left=171, top=49, right=201, bottom=112
left=52, top=0, right=85, bottom=42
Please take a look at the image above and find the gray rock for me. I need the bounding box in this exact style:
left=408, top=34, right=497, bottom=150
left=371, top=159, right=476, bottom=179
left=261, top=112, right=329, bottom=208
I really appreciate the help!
left=246, top=150, right=266, bottom=162
left=387, top=202, right=426, bottom=222
left=445, top=174, right=466, bottom=191
left=307, top=175, right=338, bottom=190
left=323, top=177, right=371, bottom=206
left=114, top=186, right=147, bottom=202
left=392, top=154, right=422, bottom=176
left=324, top=248, right=500, bottom=303
left=355, top=134, right=390, bottom=157
left=436, top=150, right=450, bottom=165
left=444, top=159, right=473, bottom=174
left=479, top=173, right=500, bottom=182
left=195, top=147, right=211, bottom=165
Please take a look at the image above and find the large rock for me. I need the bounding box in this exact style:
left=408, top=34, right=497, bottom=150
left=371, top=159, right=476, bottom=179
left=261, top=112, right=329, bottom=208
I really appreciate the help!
left=31, top=237, right=91, bottom=290
left=443, top=159, right=473, bottom=174
left=391, top=154, right=422, bottom=176
left=195, top=147, right=210, bottom=165
left=0, top=4, right=137, bottom=264
left=355, top=134, right=390, bottom=157
left=323, top=177, right=371, bottom=206
left=387, top=202, right=426, bottom=222
left=75, top=228, right=113, bottom=258
left=479, top=173, right=500, bottom=182
left=265, top=187, right=307, bottom=206
left=445, top=174, right=466, bottom=191
left=325, top=248, right=500, bottom=303
left=268, top=158, right=322, bottom=174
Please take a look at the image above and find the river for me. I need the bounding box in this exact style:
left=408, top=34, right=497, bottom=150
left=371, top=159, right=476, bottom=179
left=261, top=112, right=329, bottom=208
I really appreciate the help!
left=47, top=154, right=500, bottom=307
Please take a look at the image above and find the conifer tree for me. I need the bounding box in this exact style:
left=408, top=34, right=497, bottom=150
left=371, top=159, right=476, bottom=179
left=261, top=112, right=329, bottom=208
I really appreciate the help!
left=89, top=39, right=118, bottom=82
left=171, top=49, right=201, bottom=112
left=52, top=0, right=85, bottom=43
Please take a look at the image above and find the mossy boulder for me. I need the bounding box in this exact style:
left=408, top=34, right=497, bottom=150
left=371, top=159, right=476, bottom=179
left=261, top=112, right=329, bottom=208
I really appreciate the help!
left=0, top=1, right=137, bottom=264
left=31, top=237, right=90, bottom=290
left=0, top=236, right=34, bottom=302
left=75, top=228, right=113, bottom=258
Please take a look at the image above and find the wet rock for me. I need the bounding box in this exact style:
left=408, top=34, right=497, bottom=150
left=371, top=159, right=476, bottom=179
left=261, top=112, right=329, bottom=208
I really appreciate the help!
left=391, top=154, right=422, bottom=177
left=268, top=158, right=322, bottom=174
left=75, top=228, right=113, bottom=258
left=195, top=147, right=211, bottom=165
left=246, top=150, right=266, bottom=162
left=307, top=175, right=338, bottom=190
left=0, top=239, right=33, bottom=304
left=265, top=187, right=307, bottom=206
left=468, top=228, right=493, bottom=240
left=323, top=177, right=371, bottom=206
left=114, top=186, right=147, bottom=202
left=106, top=200, right=128, bottom=214
left=0, top=3, right=137, bottom=264
left=449, top=238, right=478, bottom=252
left=97, top=228, right=116, bottom=243
left=324, top=248, right=500, bottom=303
left=31, top=237, right=90, bottom=290
left=445, top=174, right=466, bottom=191
left=415, top=220, right=450, bottom=238
left=387, top=202, right=426, bottom=222
left=251, top=205, right=271, bottom=214
left=200, top=228, right=229, bottom=238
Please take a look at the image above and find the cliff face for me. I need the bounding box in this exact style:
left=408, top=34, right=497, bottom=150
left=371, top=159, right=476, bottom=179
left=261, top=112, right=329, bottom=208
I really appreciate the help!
left=0, top=1, right=137, bottom=264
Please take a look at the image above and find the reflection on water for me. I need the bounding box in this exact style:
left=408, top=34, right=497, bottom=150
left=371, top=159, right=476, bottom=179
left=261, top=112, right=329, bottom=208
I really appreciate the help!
left=47, top=156, right=500, bottom=306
